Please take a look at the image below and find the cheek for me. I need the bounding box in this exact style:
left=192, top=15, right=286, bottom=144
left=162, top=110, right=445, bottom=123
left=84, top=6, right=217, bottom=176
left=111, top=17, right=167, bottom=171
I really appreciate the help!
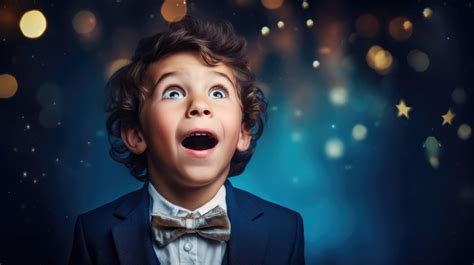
left=145, top=108, right=178, bottom=147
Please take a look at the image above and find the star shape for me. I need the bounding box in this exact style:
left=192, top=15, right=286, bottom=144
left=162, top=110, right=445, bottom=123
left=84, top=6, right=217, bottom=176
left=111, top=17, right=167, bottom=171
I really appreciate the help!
left=396, top=99, right=412, bottom=119
left=441, top=108, right=455, bottom=125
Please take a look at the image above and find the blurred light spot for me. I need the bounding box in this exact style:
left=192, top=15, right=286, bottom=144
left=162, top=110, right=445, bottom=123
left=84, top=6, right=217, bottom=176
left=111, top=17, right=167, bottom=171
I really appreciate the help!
left=302, top=0, right=309, bottom=9
left=39, top=107, right=62, bottom=129
left=72, top=10, right=97, bottom=34
left=352, top=124, right=368, bottom=141
left=423, top=8, right=433, bottom=19
left=261, top=0, right=284, bottom=9
left=458, top=124, right=472, bottom=140
left=331, top=124, right=336, bottom=129
left=31, top=147, right=35, bottom=152
left=23, top=171, right=28, bottom=177
left=37, top=83, right=61, bottom=107
left=423, top=136, right=441, bottom=156
left=271, top=105, right=278, bottom=111
left=452, top=87, right=466, bottom=104
left=19, top=10, right=47, bottom=39
left=325, top=138, right=344, bottom=159
left=319, top=47, right=331, bottom=54
left=25, top=124, right=31, bottom=130
left=294, top=109, right=303, bottom=117
left=366, top=45, right=392, bottom=74
left=407, top=49, right=429, bottom=72
left=306, top=19, right=314, bottom=28
left=388, top=17, right=413, bottom=41
left=0, top=73, right=18, bottom=98
left=261, top=26, right=270, bottom=36
left=161, top=0, right=187, bottom=22
left=329, top=86, right=348, bottom=106
left=428, top=156, right=440, bottom=169
left=292, top=176, right=299, bottom=183
left=312, top=60, right=320, bottom=69
left=291, top=131, right=302, bottom=142
left=106, top=58, right=131, bottom=78
left=355, top=14, right=379, bottom=38
left=277, top=20, right=285, bottom=29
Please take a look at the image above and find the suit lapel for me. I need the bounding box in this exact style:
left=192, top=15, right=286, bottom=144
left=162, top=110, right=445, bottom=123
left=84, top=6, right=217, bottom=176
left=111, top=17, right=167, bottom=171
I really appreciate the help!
left=112, top=181, right=160, bottom=265
left=224, top=179, right=269, bottom=265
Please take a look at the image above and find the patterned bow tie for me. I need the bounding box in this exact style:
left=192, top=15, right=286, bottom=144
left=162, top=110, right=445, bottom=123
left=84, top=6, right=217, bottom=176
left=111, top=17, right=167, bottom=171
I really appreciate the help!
left=151, top=205, right=231, bottom=248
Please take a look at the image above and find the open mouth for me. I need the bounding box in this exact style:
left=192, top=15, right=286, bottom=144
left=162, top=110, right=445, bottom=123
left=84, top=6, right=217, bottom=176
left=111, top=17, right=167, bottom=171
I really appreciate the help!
left=181, top=132, right=218, bottom=151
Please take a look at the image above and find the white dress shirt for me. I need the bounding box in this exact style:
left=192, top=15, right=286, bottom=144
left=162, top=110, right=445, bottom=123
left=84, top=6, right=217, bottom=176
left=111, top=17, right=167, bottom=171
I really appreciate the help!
left=148, top=182, right=229, bottom=265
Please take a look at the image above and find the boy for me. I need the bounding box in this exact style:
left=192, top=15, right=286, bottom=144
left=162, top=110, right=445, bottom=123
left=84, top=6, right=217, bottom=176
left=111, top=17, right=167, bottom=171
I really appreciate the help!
left=69, top=15, right=305, bottom=265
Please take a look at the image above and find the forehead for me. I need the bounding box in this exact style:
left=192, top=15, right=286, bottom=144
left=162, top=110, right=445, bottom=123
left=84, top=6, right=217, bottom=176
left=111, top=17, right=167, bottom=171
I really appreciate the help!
left=145, top=51, right=237, bottom=86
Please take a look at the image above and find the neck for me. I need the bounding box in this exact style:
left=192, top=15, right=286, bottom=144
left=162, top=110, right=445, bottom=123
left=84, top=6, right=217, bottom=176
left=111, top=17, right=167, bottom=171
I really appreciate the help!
left=148, top=168, right=228, bottom=212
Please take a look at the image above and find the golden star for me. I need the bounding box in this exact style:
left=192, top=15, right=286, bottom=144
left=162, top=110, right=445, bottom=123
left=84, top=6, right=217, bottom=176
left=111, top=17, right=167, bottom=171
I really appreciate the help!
left=396, top=99, right=412, bottom=119
left=441, top=108, right=455, bottom=125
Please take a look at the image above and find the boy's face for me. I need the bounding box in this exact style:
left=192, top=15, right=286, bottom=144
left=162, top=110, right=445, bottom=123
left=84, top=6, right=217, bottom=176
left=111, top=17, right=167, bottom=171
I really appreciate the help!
left=124, top=51, right=251, bottom=189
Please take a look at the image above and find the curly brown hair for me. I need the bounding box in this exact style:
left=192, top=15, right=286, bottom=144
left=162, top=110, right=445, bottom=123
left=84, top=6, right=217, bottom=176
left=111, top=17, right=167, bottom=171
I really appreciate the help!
left=105, top=15, right=268, bottom=181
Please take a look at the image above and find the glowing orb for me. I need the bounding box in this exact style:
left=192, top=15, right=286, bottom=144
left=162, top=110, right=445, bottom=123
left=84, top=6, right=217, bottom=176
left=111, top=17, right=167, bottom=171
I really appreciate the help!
left=312, top=60, right=320, bottom=69
left=261, top=26, right=270, bottom=36
left=325, top=138, right=344, bottom=159
left=0, top=73, right=18, bottom=98
left=388, top=17, right=413, bottom=41
left=261, top=0, right=284, bottom=10
left=161, top=0, right=187, bottom=22
left=302, top=1, right=309, bottom=9
left=306, top=19, right=314, bottom=28
left=458, top=124, right=472, bottom=140
left=73, top=10, right=97, bottom=34
left=329, top=86, right=348, bottom=106
left=407, top=50, right=429, bottom=72
left=19, top=10, right=47, bottom=39
left=277, top=21, right=285, bottom=29
left=352, top=124, right=368, bottom=141
left=423, top=8, right=433, bottom=19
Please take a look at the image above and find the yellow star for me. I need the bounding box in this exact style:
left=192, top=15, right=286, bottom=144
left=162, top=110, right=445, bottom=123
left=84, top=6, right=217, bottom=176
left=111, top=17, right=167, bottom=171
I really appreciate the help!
left=396, top=99, right=412, bottom=119
left=441, top=108, right=455, bottom=125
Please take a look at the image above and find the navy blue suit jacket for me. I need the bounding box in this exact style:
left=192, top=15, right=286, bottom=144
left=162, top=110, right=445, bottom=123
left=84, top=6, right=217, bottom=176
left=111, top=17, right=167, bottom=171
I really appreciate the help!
left=69, top=179, right=305, bottom=265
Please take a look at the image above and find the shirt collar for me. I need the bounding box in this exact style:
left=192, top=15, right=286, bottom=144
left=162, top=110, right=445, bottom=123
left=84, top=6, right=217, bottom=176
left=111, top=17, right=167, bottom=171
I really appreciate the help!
left=148, top=181, right=227, bottom=217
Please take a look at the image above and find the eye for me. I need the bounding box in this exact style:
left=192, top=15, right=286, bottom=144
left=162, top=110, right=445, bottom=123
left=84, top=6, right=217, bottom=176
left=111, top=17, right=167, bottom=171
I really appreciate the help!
left=162, top=87, right=185, bottom=99
left=209, top=86, right=228, bottom=99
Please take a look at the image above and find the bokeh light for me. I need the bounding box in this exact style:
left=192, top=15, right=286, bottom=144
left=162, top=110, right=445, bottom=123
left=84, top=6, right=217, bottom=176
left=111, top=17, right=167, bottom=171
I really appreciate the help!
left=329, top=86, right=348, bottom=106
left=388, top=16, right=413, bottom=41
left=458, top=124, right=472, bottom=140
left=302, top=0, right=309, bottom=9
left=423, top=7, right=433, bottom=19
left=366, top=45, right=393, bottom=74
left=161, top=0, right=187, bottom=22
left=312, top=60, right=320, bottom=69
left=306, top=19, right=314, bottom=28
left=106, top=58, right=131, bottom=79
left=19, top=10, right=47, bottom=39
left=261, top=26, right=270, bottom=36
left=277, top=20, right=285, bottom=29
left=352, top=124, right=368, bottom=141
left=72, top=11, right=97, bottom=34
left=355, top=14, right=379, bottom=38
left=325, top=138, right=344, bottom=159
left=261, top=0, right=284, bottom=10
left=407, top=50, right=430, bottom=72
left=0, top=73, right=18, bottom=98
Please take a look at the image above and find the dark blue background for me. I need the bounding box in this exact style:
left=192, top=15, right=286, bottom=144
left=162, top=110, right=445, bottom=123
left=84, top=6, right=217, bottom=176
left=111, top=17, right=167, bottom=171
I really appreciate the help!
left=1, top=0, right=474, bottom=264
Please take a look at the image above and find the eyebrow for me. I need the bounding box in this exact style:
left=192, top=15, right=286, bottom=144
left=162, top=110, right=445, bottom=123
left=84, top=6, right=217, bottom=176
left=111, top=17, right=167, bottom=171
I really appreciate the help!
left=152, top=70, right=236, bottom=90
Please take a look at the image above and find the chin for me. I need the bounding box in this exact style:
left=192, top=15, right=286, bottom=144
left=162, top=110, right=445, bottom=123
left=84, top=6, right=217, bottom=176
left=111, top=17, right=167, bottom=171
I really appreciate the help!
left=178, top=167, right=225, bottom=187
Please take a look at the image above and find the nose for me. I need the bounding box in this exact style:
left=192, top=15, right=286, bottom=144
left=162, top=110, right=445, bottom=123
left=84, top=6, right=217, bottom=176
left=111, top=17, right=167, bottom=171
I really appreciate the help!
left=186, top=95, right=212, bottom=118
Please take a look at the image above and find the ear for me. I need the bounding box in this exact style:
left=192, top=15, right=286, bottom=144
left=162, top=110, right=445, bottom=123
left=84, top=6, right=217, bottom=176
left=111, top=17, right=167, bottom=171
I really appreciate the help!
left=236, top=124, right=252, bottom=152
left=120, top=124, right=148, bottom=154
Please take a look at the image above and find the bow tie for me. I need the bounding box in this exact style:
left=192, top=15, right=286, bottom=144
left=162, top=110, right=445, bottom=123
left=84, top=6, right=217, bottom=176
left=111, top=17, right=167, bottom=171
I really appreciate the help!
left=151, top=205, right=231, bottom=248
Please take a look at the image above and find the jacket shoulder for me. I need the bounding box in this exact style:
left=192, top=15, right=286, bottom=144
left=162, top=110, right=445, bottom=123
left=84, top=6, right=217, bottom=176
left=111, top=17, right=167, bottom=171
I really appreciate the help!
left=231, top=186, right=301, bottom=219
